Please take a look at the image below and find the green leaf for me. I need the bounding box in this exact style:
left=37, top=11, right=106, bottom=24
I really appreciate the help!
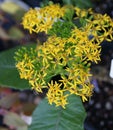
left=0, top=44, right=36, bottom=90
left=62, top=0, right=72, bottom=5
left=29, top=95, right=86, bottom=130
left=73, top=0, right=93, bottom=9
left=63, top=0, right=93, bottom=8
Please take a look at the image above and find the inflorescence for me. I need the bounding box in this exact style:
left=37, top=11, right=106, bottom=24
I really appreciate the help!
left=15, top=4, right=113, bottom=108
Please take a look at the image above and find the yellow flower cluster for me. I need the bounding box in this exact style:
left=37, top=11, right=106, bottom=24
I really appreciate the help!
left=15, top=48, right=48, bottom=93
left=22, top=4, right=66, bottom=33
left=47, top=81, right=68, bottom=108
left=15, top=4, right=113, bottom=108
left=75, top=7, right=93, bottom=18
left=37, top=35, right=94, bottom=108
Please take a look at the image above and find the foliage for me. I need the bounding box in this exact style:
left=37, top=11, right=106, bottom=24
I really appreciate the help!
left=0, top=44, right=36, bottom=89
left=40, top=0, right=93, bottom=9
left=62, top=0, right=93, bottom=8
left=29, top=95, right=86, bottom=130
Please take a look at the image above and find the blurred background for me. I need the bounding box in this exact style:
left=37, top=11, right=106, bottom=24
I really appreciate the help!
left=0, top=0, right=113, bottom=130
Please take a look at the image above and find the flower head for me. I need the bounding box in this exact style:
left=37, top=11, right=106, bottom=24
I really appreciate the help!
left=22, top=4, right=66, bottom=33
left=15, top=4, right=113, bottom=108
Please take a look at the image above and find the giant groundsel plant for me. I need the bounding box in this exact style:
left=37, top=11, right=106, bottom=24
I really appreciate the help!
left=15, top=4, right=113, bottom=108
left=0, top=2, right=113, bottom=130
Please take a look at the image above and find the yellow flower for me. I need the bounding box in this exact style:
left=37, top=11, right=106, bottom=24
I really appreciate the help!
left=55, top=94, right=68, bottom=109
left=77, top=83, right=94, bottom=102
left=81, top=95, right=88, bottom=102
left=47, top=81, right=68, bottom=108
left=22, top=4, right=66, bottom=34
left=15, top=4, right=113, bottom=108
left=74, top=7, right=93, bottom=18
left=59, top=76, right=69, bottom=88
left=16, top=60, right=34, bottom=79
left=22, top=8, right=39, bottom=34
